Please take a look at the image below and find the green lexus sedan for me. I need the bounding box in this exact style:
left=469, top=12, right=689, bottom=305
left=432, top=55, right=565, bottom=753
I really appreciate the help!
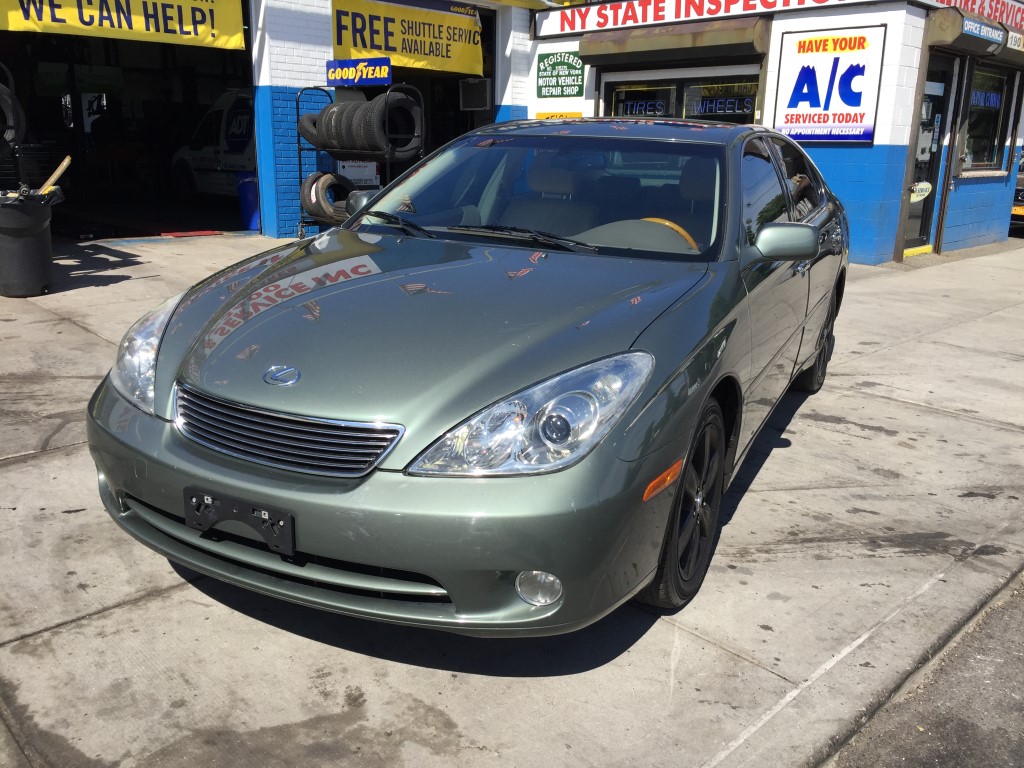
left=87, top=119, right=848, bottom=636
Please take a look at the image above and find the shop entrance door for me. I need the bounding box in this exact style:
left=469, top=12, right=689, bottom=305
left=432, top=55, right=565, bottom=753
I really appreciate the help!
left=904, top=59, right=953, bottom=250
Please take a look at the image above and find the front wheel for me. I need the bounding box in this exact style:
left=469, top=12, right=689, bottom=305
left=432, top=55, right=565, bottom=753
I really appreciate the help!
left=639, top=399, right=725, bottom=611
left=793, top=290, right=836, bottom=394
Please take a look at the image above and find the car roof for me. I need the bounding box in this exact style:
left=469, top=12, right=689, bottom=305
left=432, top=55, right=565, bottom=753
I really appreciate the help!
left=469, top=118, right=757, bottom=145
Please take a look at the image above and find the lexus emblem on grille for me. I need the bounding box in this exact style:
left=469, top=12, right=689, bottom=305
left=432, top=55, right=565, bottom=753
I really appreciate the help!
left=263, top=365, right=301, bottom=386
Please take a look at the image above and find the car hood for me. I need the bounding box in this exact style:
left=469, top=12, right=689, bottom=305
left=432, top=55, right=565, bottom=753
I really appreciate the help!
left=156, top=229, right=707, bottom=467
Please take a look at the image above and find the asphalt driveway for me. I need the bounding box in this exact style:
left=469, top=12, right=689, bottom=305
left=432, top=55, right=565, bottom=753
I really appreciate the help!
left=1, top=233, right=1022, bottom=767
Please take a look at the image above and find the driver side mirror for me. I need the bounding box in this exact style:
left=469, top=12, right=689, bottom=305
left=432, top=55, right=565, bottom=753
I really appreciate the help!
left=753, top=222, right=819, bottom=261
left=346, top=190, right=376, bottom=216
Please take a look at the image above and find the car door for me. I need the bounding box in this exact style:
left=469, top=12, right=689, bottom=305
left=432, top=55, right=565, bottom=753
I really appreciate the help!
left=768, top=136, right=843, bottom=370
left=737, top=137, right=811, bottom=448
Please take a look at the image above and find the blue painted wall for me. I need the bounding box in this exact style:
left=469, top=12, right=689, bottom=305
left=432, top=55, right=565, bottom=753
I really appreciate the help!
left=255, top=85, right=341, bottom=239
left=939, top=146, right=1018, bottom=251
left=804, top=144, right=908, bottom=265
left=495, top=104, right=528, bottom=122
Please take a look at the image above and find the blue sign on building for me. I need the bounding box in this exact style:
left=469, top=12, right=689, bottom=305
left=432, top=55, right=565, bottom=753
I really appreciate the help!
left=326, top=58, right=393, bottom=87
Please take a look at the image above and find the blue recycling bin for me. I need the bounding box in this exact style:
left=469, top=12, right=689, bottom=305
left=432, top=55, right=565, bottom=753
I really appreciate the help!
left=236, top=172, right=260, bottom=230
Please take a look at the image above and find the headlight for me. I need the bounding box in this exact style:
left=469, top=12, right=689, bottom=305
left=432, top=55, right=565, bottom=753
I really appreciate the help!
left=409, top=352, right=654, bottom=476
left=109, top=293, right=184, bottom=415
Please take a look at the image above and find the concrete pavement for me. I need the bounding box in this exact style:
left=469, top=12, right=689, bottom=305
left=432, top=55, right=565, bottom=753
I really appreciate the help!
left=1, top=233, right=1022, bottom=767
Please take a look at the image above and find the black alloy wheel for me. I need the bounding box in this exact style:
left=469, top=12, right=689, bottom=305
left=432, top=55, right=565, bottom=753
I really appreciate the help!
left=793, top=290, right=836, bottom=393
left=640, top=398, right=725, bottom=610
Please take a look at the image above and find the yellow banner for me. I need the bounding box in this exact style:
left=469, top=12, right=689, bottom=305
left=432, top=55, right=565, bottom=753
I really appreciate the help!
left=0, top=0, right=245, bottom=49
left=332, top=0, right=482, bottom=76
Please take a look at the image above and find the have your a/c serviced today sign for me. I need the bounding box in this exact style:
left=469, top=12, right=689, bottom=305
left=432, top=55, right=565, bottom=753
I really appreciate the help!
left=774, top=25, right=885, bottom=143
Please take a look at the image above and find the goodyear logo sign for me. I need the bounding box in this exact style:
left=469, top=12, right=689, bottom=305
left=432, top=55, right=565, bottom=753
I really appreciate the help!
left=332, top=0, right=482, bottom=76
left=327, top=58, right=393, bottom=86
left=0, top=0, right=244, bottom=49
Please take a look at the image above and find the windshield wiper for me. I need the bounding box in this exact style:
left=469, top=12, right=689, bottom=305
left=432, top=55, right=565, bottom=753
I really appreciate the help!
left=446, top=224, right=597, bottom=252
left=364, top=210, right=436, bottom=239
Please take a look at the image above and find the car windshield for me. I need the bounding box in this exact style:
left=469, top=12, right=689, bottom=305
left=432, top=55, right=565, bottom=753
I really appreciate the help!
left=346, top=135, right=725, bottom=260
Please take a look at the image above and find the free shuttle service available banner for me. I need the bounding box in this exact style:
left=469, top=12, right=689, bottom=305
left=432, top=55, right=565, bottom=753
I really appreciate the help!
left=1, top=0, right=245, bottom=49
left=332, top=0, right=482, bottom=76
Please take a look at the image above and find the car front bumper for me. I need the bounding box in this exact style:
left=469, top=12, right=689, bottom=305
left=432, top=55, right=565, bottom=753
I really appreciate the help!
left=86, top=378, right=682, bottom=636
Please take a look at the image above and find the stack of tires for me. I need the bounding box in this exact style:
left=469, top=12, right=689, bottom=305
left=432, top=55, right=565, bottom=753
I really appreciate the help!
left=298, top=92, right=422, bottom=228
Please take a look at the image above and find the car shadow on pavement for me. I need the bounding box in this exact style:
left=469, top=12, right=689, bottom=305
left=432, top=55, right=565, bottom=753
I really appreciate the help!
left=172, top=561, right=659, bottom=675
left=719, top=390, right=809, bottom=528
left=48, top=239, right=143, bottom=292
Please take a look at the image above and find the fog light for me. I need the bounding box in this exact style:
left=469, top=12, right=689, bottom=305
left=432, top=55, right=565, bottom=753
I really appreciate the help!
left=515, top=571, right=563, bottom=606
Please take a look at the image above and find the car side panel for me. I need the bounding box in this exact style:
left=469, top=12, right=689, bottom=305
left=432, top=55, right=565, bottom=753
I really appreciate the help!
left=736, top=251, right=807, bottom=450
left=620, top=261, right=751, bottom=463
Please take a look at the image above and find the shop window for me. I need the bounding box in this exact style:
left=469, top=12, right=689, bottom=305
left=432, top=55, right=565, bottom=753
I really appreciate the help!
left=769, top=138, right=824, bottom=219
left=606, top=76, right=758, bottom=123
left=682, top=79, right=758, bottom=124
left=959, top=64, right=1013, bottom=172
left=741, top=138, right=788, bottom=244
left=609, top=84, right=677, bottom=117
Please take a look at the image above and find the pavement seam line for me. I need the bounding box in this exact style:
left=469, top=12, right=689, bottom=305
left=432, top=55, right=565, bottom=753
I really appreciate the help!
left=0, top=441, right=89, bottom=469
left=826, top=386, right=1024, bottom=435
left=24, top=297, right=121, bottom=350
left=819, top=561, right=1024, bottom=768
left=0, top=578, right=207, bottom=651
left=696, top=522, right=1017, bottom=768
left=659, top=619, right=798, bottom=685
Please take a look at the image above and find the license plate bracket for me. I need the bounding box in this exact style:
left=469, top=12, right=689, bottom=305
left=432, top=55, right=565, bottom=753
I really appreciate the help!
left=184, top=487, right=295, bottom=556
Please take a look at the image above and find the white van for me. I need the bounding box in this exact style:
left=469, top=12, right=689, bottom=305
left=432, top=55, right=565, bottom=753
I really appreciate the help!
left=172, top=90, right=255, bottom=197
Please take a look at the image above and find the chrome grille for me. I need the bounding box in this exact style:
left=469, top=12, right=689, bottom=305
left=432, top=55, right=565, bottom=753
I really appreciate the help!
left=174, top=383, right=403, bottom=477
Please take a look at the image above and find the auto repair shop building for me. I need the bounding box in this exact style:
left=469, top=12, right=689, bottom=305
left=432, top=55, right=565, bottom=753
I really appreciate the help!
left=4, top=0, right=1022, bottom=263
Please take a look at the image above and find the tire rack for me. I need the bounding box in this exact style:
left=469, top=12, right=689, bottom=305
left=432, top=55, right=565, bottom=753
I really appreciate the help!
left=295, top=84, right=426, bottom=237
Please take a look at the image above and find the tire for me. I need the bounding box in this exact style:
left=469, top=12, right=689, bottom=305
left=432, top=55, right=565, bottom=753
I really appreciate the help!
left=334, top=101, right=364, bottom=150
left=311, top=173, right=356, bottom=222
left=318, top=101, right=362, bottom=150
left=0, top=84, right=26, bottom=146
left=316, top=102, right=342, bottom=149
left=329, top=201, right=351, bottom=225
left=792, top=289, right=836, bottom=394
left=352, top=100, right=382, bottom=152
left=299, top=171, right=325, bottom=218
left=638, top=398, right=726, bottom=611
left=297, top=113, right=320, bottom=147
left=365, top=93, right=422, bottom=158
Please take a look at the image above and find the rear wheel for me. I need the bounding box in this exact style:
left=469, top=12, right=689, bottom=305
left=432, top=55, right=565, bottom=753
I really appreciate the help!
left=793, top=289, right=836, bottom=394
left=639, top=399, right=725, bottom=610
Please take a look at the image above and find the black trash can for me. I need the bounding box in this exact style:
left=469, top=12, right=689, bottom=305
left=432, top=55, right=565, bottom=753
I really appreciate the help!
left=0, top=190, right=59, bottom=298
